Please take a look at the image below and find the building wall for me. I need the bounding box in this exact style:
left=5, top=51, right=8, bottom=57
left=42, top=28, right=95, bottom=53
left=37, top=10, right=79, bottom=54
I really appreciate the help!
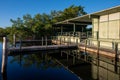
left=92, top=12, right=120, bottom=40
left=92, top=18, right=99, bottom=39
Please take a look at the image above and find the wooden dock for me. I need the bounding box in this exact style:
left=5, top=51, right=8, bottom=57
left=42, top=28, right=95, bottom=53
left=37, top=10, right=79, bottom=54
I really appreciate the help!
left=52, top=40, right=120, bottom=60
left=9, top=44, right=77, bottom=54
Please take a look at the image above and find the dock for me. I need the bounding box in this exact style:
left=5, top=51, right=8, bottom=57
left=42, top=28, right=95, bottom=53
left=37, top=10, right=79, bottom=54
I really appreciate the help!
left=9, top=44, right=77, bottom=54
left=52, top=39, right=120, bottom=60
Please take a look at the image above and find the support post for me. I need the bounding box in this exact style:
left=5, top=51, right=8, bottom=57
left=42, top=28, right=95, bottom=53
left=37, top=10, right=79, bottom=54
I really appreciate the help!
left=73, top=53, right=75, bottom=65
left=60, top=36, right=61, bottom=45
left=78, top=50, right=81, bottom=59
left=96, top=40, right=100, bottom=78
left=76, top=38, right=78, bottom=44
left=13, top=34, right=16, bottom=47
left=42, top=37, right=43, bottom=46
left=20, top=38, right=22, bottom=50
left=69, top=33, right=71, bottom=44
left=97, top=41, right=100, bottom=59
left=61, top=26, right=63, bottom=36
left=67, top=51, right=69, bottom=61
left=114, top=42, right=118, bottom=73
left=73, top=24, right=76, bottom=33
left=45, top=36, right=47, bottom=46
left=84, top=39, right=87, bottom=61
left=1, top=37, right=8, bottom=73
left=61, top=50, right=62, bottom=57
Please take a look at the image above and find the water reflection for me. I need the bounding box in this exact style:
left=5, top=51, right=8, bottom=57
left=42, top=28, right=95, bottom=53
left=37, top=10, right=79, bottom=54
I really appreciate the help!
left=1, top=70, right=7, bottom=80
left=1, top=41, right=120, bottom=80
left=49, top=50, right=120, bottom=80
left=10, top=53, right=61, bottom=69
left=6, top=52, right=80, bottom=80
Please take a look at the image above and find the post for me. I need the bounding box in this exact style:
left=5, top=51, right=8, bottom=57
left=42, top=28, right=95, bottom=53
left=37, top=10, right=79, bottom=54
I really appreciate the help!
left=78, top=50, right=81, bottom=59
left=79, top=32, right=81, bottom=43
left=64, top=37, right=65, bottom=43
left=19, top=38, right=22, bottom=50
left=73, top=23, right=76, bottom=32
left=76, top=38, right=78, bottom=44
left=45, top=36, right=47, bottom=46
left=13, top=34, right=16, bottom=47
left=97, top=41, right=100, bottom=59
left=1, top=37, right=8, bottom=73
left=61, top=50, right=62, bottom=57
left=96, top=31, right=99, bottom=40
left=60, top=36, right=61, bottom=45
left=61, top=26, right=63, bottom=36
left=84, top=39, right=87, bottom=61
left=114, top=42, right=118, bottom=73
left=73, top=53, right=75, bottom=65
left=69, top=34, right=71, bottom=44
left=67, top=51, right=69, bottom=61
left=42, top=37, right=43, bottom=46
left=97, top=40, right=100, bottom=78
left=85, top=39, right=87, bottom=51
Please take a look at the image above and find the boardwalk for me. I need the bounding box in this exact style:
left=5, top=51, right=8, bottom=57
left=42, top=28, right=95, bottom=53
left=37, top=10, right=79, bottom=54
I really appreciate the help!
left=52, top=40, right=120, bottom=60
left=9, top=44, right=77, bottom=54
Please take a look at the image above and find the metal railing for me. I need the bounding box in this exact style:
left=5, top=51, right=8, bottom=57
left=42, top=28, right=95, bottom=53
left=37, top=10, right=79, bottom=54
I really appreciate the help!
left=56, top=31, right=92, bottom=38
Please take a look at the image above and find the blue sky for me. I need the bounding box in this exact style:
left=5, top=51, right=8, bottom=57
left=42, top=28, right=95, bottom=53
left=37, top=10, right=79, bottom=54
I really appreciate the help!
left=0, top=0, right=120, bottom=28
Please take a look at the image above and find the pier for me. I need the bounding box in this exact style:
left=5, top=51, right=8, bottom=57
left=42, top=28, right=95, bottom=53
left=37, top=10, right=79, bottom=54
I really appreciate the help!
left=9, top=44, right=77, bottom=54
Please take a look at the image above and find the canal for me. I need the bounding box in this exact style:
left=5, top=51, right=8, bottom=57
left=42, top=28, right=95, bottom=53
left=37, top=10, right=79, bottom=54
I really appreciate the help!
left=0, top=42, right=120, bottom=80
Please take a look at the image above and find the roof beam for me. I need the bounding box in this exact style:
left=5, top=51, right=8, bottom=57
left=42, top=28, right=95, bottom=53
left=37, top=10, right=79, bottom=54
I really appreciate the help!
left=68, top=21, right=92, bottom=24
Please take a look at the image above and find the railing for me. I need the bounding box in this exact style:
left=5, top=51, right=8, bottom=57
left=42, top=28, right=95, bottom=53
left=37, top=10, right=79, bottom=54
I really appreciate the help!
left=52, top=31, right=92, bottom=44
left=56, top=31, right=92, bottom=38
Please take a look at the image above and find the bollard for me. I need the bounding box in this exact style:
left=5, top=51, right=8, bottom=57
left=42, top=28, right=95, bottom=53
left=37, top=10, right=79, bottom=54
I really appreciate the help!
left=1, top=37, right=8, bottom=73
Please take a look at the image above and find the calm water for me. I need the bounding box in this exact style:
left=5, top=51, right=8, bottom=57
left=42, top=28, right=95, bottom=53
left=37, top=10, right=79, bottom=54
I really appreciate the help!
left=0, top=42, right=120, bottom=80
left=0, top=42, right=80, bottom=80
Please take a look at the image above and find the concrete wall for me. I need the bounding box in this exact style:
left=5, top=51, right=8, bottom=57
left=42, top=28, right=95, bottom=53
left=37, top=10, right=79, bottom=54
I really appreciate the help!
left=92, top=12, right=120, bottom=39
left=93, top=18, right=99, bottom=39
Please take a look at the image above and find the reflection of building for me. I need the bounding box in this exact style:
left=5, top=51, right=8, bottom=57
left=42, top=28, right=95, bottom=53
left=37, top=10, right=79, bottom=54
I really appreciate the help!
left=92, top=58, right=120, bottom=80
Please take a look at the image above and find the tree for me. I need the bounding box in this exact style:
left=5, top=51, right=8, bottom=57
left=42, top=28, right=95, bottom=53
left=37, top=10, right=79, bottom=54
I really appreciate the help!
left=51, top=5, right=87, bottom=22
left=3, top=5, right=87, bottom=40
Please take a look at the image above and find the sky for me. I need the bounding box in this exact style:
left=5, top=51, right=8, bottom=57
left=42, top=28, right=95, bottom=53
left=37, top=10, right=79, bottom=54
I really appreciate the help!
left=0, top=0, right=120, bottom=28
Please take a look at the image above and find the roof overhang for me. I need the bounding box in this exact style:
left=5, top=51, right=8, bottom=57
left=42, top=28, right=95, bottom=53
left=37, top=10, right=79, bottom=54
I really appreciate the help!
left=55, top=14, right=92, bottom=25
left=54, top=5, right=120, bottom=26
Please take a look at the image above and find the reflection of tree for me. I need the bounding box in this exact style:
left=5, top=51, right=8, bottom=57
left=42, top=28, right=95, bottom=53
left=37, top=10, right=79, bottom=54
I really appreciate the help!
left=10, top=52, right=62, bottom=69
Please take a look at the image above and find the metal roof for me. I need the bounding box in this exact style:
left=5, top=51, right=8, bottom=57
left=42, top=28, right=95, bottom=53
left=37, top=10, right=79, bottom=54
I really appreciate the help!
left=55, top=5, right=120, bottom=25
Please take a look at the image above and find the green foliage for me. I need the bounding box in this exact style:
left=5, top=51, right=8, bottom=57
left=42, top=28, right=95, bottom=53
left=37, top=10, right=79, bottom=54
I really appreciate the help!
left=2, top=5, right=87, bottom=40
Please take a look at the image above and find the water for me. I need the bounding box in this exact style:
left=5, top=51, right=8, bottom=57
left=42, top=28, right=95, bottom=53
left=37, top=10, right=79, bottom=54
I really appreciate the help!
left=0, top=42, right=120, bottom=80
left=0, top=42, right=80, bottom=80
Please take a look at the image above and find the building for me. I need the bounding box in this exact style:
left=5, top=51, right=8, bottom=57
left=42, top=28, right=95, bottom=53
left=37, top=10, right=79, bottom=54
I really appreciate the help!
left=53, top=5, right=120, bottom=49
